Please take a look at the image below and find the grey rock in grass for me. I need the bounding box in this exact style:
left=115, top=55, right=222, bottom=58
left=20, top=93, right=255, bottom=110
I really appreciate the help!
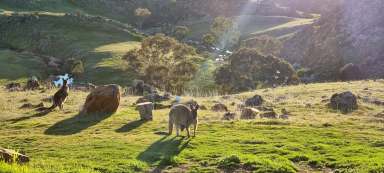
left=329, top=91, right=358, bottom=113
left=0, top=148, right=29, bottom=164
left=211, top=103, right=228, bottom=112
left=245, top=95, right=263, bottom=107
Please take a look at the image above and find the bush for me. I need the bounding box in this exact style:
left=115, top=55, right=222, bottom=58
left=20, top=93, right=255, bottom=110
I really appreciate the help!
left=215, top=48, right=299, bottom=92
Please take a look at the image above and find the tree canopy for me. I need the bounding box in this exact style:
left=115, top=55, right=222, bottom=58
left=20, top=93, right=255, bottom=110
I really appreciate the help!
left=215, top=48, right=299, bottom=92
left=124, top=34, right=202, bottom=94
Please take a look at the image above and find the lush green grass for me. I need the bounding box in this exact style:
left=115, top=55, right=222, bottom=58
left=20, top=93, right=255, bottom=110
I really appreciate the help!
left=1, top=81, right=384, bottom=172
left=0, top=50, right=45, bottom=84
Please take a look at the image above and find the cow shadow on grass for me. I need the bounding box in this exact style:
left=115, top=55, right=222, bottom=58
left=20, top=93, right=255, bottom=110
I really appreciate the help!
left=137, top=136, right=190, bottom=171
left=44, top=112, right=113, bottom=135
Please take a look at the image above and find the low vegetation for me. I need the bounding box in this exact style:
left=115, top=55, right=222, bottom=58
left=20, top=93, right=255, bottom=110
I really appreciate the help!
left=1, top=81, right=384, bottom=172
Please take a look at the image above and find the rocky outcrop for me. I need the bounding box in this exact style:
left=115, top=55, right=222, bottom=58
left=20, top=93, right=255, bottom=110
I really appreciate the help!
left=281, top=0, right=384, bottom=80
left=0, top=148, right=29, bottom=164
left=81, top=85, right=121, bottom=114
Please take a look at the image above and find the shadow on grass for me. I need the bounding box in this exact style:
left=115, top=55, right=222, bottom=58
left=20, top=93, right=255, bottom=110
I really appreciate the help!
left=44, top=112, right=113, bottom=135
left=8, top=110, right=52, bottom=123
left=137, top=136, right=190, bottom=171
left=115, top=119, right=147, bottom=133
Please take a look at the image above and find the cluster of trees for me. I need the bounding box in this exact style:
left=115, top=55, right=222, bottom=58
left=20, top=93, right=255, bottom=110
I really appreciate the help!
left=215, top=48, right=299, bottom=92
left=123, top=34, right=202, bottom=94
left=122, top=34, right=300, bottom=94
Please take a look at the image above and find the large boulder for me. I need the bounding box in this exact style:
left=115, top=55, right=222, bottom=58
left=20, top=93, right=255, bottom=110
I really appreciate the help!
left=260, top=111, right=278, bottom=119
left=211, top=103, right=228, bottom=112
left=5, top=82, right=21, bottom=91
left=0, top=148, right=29, bottom=164
left=25, top=77, right=40, bottom=90
left=81, top=85, right=121, bottom=114
left=222, top=112, right=236, bottom=120
left=240, top=108, right=260, bottom=119
left=330, top=91, right=358, bottom=113
left=137, top=102, right=153, bottom=121
left=245, top=95, right=263, bottom=107
left=132, top=80, right=157, bottom=96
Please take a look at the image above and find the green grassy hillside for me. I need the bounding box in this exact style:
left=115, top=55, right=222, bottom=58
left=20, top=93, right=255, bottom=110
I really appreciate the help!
left=0, top=11, right=142, bottom=85
left=1, top=81, right=384, bottom=172
left=181, top=15, right=315, bottom=41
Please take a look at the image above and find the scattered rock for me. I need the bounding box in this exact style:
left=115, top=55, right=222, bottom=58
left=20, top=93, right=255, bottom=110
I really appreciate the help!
left=260, top=111, right=278, bottom=119
left=137, top=102, right=153, bottom=121
left=374, top=111, right=384, bottom=118
left=222, top=112, right=236, bottom=120
left=279, top=114, right=289, bottom=119
left=81, top=84, right=121, bottom=114
left=19, top=102, right=44, bottom=109
left=0, top=148, right=29, bottom=164
left=245, top=95, right=263, bottom=106
left=330, top=91, right=358, bottom=113
left=230, top=102, right=236, bottom=106
left=364, top=88, right=369, bottom=91
left=5, top=82, right=22, bottom=91
left=211, top=103, right=228, bottom=112
left=199, top=105, right=208, bottom=110
left=131, top=80, right=157, bottom=96
left=25, top=78, right=40, bottom=90
left=145, top=93, right=170, bottom=102
left=281, top=108, right=289, bottom=115
left=240, top=108, right=260, bottom=119
left=373, top=100, right=384, bottom=106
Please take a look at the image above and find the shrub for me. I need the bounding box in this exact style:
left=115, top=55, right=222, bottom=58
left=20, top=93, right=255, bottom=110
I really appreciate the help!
left=214, top=48, right=299, bottom=92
